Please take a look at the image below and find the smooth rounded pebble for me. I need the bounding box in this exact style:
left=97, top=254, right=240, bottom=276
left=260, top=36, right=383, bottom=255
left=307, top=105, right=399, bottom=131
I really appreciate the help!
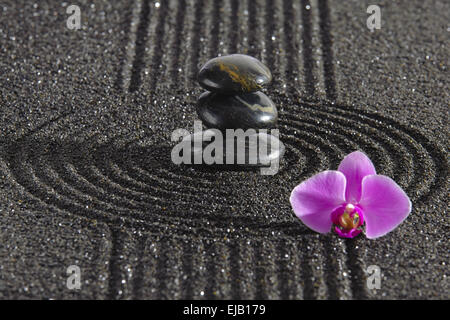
left=197, top=54, right=272, bottom=94
left=196, top=91, right=278, bottom=130
left=182, top=130, right=285, bottom=167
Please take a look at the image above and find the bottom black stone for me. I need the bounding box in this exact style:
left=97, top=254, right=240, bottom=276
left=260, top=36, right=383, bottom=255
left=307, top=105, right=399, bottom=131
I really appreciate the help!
left=171, top=129, right=285, bottom=172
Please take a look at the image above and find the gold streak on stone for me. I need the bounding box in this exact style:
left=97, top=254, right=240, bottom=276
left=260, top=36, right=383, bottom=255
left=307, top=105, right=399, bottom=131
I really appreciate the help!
left=218, top=62, right=260, bottom=92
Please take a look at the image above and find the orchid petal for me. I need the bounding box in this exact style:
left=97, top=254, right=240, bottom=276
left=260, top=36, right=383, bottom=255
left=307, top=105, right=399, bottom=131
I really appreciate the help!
left=338, top=151, right=376, bottom=203
left=290, top=171, right=346, bottom=233
left=359, top=175, right=412, bottom=239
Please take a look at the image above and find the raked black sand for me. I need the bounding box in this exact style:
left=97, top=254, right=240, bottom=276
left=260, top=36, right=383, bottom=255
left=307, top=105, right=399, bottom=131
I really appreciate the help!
left=0, top=0, right=448, bottom=299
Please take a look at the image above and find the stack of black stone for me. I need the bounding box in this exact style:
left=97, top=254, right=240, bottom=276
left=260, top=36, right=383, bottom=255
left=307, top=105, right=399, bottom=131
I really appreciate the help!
left=190, top=54, right=284, bottom=169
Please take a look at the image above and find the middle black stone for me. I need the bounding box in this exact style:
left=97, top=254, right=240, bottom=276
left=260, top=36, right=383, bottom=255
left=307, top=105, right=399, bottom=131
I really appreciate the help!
left=196, top=91, right=278, bottom=130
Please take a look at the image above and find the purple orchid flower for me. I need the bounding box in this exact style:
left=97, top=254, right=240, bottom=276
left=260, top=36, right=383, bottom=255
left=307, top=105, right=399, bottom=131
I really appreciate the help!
left=290, top=151, right=411, bottom=239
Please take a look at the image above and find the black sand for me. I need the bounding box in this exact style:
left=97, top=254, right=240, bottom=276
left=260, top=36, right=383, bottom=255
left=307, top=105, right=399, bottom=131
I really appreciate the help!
left=0, top=0, right=448, bottom=299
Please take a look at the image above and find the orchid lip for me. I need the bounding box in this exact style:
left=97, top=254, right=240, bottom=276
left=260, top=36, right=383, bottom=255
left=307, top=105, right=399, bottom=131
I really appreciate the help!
left=331, top=203, right=365, bottom=239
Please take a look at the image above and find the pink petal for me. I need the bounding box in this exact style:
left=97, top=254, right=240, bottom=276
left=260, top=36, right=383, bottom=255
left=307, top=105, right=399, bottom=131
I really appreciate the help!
left=290, top=171, right=346, bottom=233
left=359, top=175, right=412, bottom=239
left=338, top=151, right=376, bottom=203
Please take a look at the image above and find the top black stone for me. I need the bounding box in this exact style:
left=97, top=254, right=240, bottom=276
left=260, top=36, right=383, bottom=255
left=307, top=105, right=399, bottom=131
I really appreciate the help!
left=197, top=54, right=272, bottom=94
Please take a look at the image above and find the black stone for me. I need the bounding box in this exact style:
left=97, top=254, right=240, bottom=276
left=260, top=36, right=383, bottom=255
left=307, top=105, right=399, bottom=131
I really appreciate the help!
left=197, top=54, right=272, bottom=94
left=196, top=91, right=278, bottom=130
left=179, top=130, right=285, bottom=168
